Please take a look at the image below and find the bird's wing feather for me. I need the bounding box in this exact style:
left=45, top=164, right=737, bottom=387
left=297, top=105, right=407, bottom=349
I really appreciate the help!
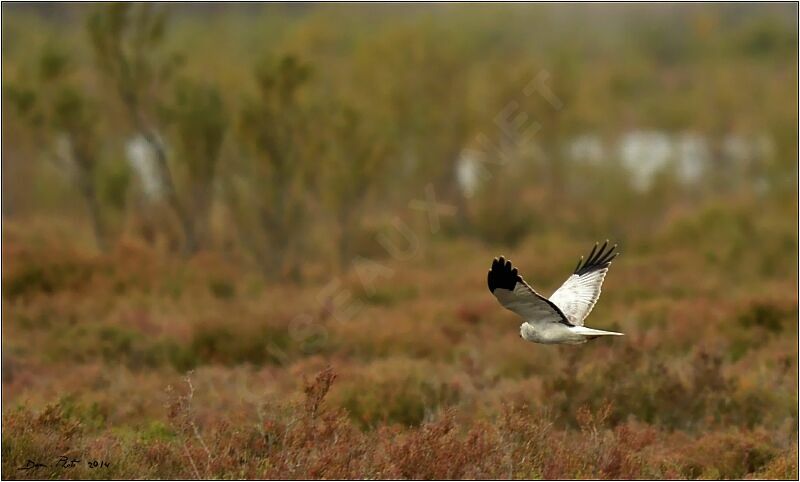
left=549, top=241, right=618, bottom=326
left=488, top=256, right=572, bottom=327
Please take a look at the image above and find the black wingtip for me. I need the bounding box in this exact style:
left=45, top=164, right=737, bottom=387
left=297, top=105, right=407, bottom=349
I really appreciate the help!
left=573, top=256, right=583, bottom=273
left=574, top=240, right=619, bottom=275
left=488, top=256, right=522, bottom=293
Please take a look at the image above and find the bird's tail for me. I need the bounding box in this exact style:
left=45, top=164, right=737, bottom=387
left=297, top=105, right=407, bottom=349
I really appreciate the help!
left=572, top=326, right=624, bottom=337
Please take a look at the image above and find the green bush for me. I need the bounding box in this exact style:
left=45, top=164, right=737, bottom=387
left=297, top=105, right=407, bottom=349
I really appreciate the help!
left=335, top=361, right=462, bottom=428
left=187, top=320, right=309, bottom=366
left=737, top=300, right=787, bottom=333
left=208, top=278, right=236, bottom=300
left=3, top=259, right=95, bottom=299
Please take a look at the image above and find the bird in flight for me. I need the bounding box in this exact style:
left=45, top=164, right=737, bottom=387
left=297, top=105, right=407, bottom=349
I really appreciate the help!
left=487, top=241, right=623, bottom=344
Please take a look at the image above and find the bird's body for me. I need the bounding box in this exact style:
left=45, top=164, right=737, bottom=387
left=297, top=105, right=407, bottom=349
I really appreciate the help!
left=519, top=322, right=620, bottom=344
left=488, top=241, right=623, bottom=345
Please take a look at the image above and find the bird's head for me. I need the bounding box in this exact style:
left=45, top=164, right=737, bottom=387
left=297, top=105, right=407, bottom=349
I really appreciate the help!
left=519, top=323, right=537, bottom=342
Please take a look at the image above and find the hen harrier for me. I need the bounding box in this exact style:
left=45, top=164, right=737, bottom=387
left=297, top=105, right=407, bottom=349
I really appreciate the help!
left=487, top=241, right=623, bottom=344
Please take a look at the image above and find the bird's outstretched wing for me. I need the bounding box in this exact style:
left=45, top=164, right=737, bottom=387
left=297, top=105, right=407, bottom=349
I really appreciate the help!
left=487, top=256, right=572, bottom=327
left=549, top=241, right=618, bottom=326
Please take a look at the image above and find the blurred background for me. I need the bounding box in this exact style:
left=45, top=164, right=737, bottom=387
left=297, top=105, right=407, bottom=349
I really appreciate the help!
left=2, top=3, right=798, bottom=479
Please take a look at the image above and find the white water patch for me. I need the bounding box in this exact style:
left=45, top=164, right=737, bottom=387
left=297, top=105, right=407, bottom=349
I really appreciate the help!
left=618, top=130, right=673, bottom=192
left=53, top=133, right=76, bottom=174
left=567, top=134, right=605, bottom=166
left=458, top=130, right=772, bottom=196
left=125, top=136, right=164, bottom=201
left=673, top=133, right=710, bottom=186
left=456, top=152, right=480, bottom=198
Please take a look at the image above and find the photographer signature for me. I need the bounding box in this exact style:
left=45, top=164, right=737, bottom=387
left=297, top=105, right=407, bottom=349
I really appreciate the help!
left=18, top=456, right=110, bottom=471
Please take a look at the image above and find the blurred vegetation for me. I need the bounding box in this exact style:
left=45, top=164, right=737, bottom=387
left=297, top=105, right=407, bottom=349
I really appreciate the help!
left=4, top=4, right=797, bottom=267
left=1, top=3, right=797, bottom=479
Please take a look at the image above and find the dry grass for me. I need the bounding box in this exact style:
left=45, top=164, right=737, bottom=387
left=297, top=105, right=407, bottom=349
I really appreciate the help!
left=2, top=199, right=797, bottom=479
